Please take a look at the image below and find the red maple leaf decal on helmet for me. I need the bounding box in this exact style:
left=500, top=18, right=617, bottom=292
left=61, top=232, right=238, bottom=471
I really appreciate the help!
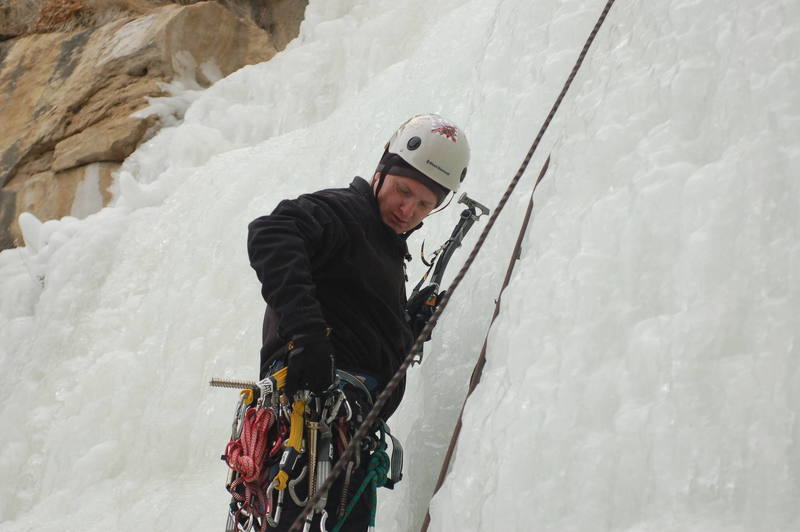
left=431, top=120, right=459, bottom=142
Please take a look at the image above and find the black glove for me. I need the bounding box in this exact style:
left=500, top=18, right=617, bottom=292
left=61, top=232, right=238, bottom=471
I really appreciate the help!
left=284, top=331, right=335, bottom=396
left=406, top=286, right=445, bottom=341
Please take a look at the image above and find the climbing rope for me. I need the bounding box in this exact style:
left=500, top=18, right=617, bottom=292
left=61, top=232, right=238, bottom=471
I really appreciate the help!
left=225, top=405, right=277, bottom=532
left=331, top=440, right=390, bottom=531
left=289, top=1, right=618, bottom=530
left=226, top=406, right=275, bottom=482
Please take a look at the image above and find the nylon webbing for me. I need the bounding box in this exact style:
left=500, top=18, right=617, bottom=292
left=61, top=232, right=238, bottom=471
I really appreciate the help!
left=288, top=1, right=618, bottom=530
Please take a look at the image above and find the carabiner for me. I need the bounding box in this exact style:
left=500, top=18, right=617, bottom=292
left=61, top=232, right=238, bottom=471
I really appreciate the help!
left=342, top=397, right=352, bottom=422
left=238, top=511, right=254, bottom=532
left=267, top=487, right=285, bottom=527
left=324, top=390, right=346, bottom=425
left=263, top=479, right=280, bottom=528
left=226, top=503, right=254, bottom=532
left=288, top=465, right=308, bottom=506
left=230, top=397, right=246, bottom=440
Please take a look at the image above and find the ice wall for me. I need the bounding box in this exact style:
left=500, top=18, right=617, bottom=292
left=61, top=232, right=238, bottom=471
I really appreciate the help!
left=0, top=0, right=797, bottom=531
left=425, top=1, right=800, bottom=531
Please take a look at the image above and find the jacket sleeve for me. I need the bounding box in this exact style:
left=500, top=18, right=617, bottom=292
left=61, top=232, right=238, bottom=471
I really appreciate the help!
left=247, top=194, right=345, bottom=340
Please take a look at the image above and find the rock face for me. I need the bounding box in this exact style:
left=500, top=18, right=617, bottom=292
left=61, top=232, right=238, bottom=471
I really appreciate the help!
left=0, top=0, right=40, bottom=40
left=0, top=0, right=307, bottom=250
left=218, top=0, right=308, bottom=51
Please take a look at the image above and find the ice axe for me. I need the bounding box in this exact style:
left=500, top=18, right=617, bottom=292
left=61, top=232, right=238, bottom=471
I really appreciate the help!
left=411, top=192, right=490, bottom=302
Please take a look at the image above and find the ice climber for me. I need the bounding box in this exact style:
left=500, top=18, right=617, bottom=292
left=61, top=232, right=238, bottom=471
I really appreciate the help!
left=245, top=114, right=470, bottom=531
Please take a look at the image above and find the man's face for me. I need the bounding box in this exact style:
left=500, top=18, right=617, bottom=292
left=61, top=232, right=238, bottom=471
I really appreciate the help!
left=372, top=173, right=438, bottom=233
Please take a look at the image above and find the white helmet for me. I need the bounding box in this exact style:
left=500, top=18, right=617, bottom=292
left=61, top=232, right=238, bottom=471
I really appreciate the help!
left=384, top=114, right=470, bottom=194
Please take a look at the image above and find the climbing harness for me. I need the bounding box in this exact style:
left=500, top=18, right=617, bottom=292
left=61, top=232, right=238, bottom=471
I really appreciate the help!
left=212, top=368, right=402, bottom=532
left=291, top=1, right=618, bottom=530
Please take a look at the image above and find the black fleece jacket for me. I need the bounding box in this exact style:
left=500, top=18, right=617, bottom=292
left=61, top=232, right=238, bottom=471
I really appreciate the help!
left=247, top=177, right=414, bottom=418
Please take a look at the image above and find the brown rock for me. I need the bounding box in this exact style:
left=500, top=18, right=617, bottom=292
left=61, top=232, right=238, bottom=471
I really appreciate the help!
left=5, top=162, right=118, bottom=246
left=218, top=0, right=308, bottom=51
left=0, top=0, right=39, bottom=40
left=0, top=0, right=305, bottom=250
left=0, top=2, right=280, bottom=187
left=60, top=162, right=116, bottom=216
left=0, top=188, right=16, bottom=249
left=11, top=171, right=65, bottom=224
left=52, top=115, right=150, bottom=171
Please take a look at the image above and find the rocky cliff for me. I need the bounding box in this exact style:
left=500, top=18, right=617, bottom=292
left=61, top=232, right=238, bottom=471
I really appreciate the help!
left=0, top=0, right=306, bottom=249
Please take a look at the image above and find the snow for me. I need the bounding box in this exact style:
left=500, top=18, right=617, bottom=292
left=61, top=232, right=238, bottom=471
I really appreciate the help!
left=1, top=0, right=798, bottom=531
